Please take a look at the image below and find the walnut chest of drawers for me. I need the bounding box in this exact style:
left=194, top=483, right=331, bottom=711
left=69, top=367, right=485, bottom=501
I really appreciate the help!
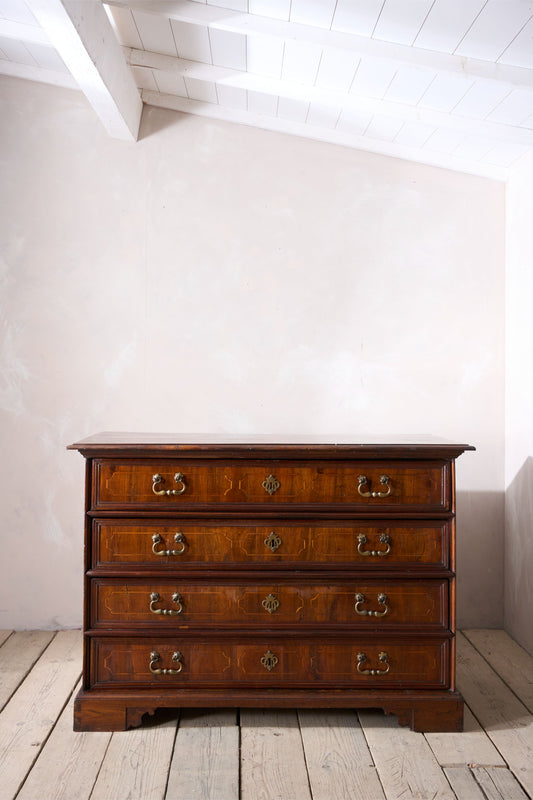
left=68, top=433, right=474, bottom=732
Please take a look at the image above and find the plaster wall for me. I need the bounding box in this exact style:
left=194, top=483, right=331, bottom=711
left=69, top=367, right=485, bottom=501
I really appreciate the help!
left=504, top=150, right=533, bottom=655
left=1, top=76, right=504, bottom=630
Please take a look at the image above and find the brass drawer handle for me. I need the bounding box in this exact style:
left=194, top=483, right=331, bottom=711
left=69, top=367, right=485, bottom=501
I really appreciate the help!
left=149, top=591, right=183, bottom=615
left=261, top=650, right=279, bottom=671
left=152, top=473, right=187, bottom=496
left=262, top=474, right=280, bottom=495
left=357, top=533, right=391, bottom=557
left=357, top=475, right=391, bottom=498
left=264, top=531, right=282, bottom=552
left=262, top=593, right=280, bottom=614
left=149, top=650, right=183, bottom=675
left=356, top=651, right=390, bottom=676
left=355, top=592, right=389, bottom=617
left=152, top=532, right=186, bottom=556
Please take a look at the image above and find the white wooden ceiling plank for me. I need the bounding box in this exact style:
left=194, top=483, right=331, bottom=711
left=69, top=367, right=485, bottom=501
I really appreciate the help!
left=350, top=56, right=397, bottom=99
left=315, top=46, right=359, bottom=92
left=418, top=72, right=475, bottom=112
left=25, top=40, right=66, bottom=70
left=170, top=19, right=211, bottom=62
left=107, top=0, right=533, bottom=90
left=453, top=134, right=499, bottom=161
left=209, top=27, right=246, bottom=70
left=208, top=0, right=247, bottom=11
left=423, top=127, right=466, bottom=154
left=290, top=0, right=337, bottom=30
left=26, top=0, right=142, bottom=140
left=141, top=89, right=510, bottom=179
left=132, top=9, right=176, bottom=56
left=130, top=63, right=158, bottom=90
left=246, top=33, right=283, bottom=77
left=336, top=106, right=374, bottom=134
left=452, top=80, right=512, bottom=120
left=0, top=17, right=49, bottom=43
left=105, top=5, right=143, bottom=50
left=482, top=140, right=531, bottom=167
left=126, top=47, right=533, bottom=147
left=487, top=88, right=533, bottom=125
left=249, top=0, right=289, bottom=21
left=306, top=101, right=341, bottom=128
left=393, top=120, right=435, bottom=147
left=413, top=0, right=486, bottom=54
left=498, top=17, right=533, bottom=69
left=247, top=88, right=277, bottom=114
left=151, top=67, right=187, bottom=96
left=0, top=43, right=6, bottom=55
left=282, top=39, right=322, bottom=84
left=184, top=74, right=217, bottom=101
left=216, top=82, right=247, bottom=109
left=0, top=0, right=38, bottom=25
left=373, top=0, right=435, bottom=46
left=454, top=0, right=533, bottom=61
left=364, top=114, right=404, bottom=141
left=331, top=0, right=385, bottom=38
left=0, top=33, right=34, bottom=62
left=0, top=56, right=78, bottom=86
left=277, top=95, right=308, bottom=122
left=384, top=65, right=435, bottom=105
left=521, top=112, right=533, bottom=129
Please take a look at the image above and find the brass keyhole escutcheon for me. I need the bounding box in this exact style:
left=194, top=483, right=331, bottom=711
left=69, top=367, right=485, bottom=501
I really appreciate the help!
left=262, top=593, right=280, bottom=614
left=264, top=531, right=282, bottom=552
left=262, top=475, right=280, bottom=495
left=261, top=650, right=279, bottom=671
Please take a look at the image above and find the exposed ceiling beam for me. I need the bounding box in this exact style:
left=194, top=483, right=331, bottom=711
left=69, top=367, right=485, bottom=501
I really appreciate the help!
left=141, top=90, right=509, bottom=182
left=25, top=0, right=142, bottom=140
left=127, top=48, right=533, bottom=149
left=108, top=0, right=533, bottom=91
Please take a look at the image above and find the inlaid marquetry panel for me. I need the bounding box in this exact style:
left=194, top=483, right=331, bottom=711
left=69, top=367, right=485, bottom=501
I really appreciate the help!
left=92, top=459, right=450, bottom=511
left=92, top=519, right=450, bottom=570
left=91, top=636, right=450, bottom=689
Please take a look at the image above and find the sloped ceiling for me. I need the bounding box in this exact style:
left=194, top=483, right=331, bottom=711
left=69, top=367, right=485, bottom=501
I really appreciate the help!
left=1, top=0, right=532, bottom=180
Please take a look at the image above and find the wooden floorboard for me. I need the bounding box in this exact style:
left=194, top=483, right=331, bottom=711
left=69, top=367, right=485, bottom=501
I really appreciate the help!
left=0, top=629, right=531, bottom=800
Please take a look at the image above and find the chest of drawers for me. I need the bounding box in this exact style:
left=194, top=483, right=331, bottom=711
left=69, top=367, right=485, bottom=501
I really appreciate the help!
left=68, top=433, right=473, bottom=732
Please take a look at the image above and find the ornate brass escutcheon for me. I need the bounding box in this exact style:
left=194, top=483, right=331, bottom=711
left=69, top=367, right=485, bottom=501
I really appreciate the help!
left=152, top=473, right=187, bottom=496
left=357, top=532, right=391, bottom=557
left=149, top=650, right=183, bottom=675
left=262, top=593, right=280, bottom=614
left=152, top=532, right=186, bottom=556
left=354, top=592, right=389, bottom=617
left=357, top=474, right=391, bottom=498
left=264, top=531, right=282, bottom=552
left=262, top=474, right=280, bottom=495
left=261, top=650, right=279, bottom=671
left=356, top=651, right=390, bottom=676
left=149, top=591, right=183, bottom=615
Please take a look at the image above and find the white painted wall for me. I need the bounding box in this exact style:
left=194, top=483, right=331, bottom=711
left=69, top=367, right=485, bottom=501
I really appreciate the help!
left=505, top=151, right=533, bottom=655
left=1, top=75, right=504, bottom=630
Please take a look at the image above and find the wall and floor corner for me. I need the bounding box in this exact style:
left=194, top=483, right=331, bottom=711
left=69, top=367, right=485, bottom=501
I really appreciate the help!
left=0, top=75, right=507, bottom=636
left=504, top=150, right=533, bottom=656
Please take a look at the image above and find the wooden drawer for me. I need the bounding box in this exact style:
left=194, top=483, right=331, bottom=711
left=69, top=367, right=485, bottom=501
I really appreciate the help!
left=90, top=636, right=450, bottom=689
left=92, top=519, right=450, bottom=570
left=92, top=459, right=450, bottom=512
left=90, top=578, right=448, bottom=630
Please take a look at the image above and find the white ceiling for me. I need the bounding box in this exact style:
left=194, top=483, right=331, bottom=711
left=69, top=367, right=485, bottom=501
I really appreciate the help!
left=1, top=0, right=533, bottom=180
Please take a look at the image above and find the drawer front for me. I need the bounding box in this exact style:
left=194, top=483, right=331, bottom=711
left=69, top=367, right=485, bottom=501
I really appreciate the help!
left=92, top=459, right=450, bottom=511
left=90, top=578, right=448, bottom=629
left=90, top=636, right=450, bottom=689
left=92, top=519, right=450, bottom=570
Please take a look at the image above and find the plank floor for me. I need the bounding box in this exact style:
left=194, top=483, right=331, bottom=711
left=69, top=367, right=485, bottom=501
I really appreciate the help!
left=0, top=630, right=532, bottom=800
